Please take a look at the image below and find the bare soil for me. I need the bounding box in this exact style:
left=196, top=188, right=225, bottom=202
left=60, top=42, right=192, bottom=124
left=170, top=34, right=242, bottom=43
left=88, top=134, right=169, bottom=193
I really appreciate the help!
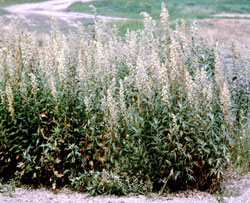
left=214, top=13, right=250, bottom=18
left=198, top=17, right=250, bottom=56
left=0, top=187, right=218, bottom=203
left=0, top=173, right=249, bottom=203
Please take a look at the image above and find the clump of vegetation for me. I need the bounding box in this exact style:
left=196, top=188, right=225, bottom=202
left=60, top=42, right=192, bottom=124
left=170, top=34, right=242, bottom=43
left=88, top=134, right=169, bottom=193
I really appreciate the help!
left=0, top=178, right=16, bottom=197
left=229, top=42, right=250, bottom=173
left=0, top=4, right=249, bottom=195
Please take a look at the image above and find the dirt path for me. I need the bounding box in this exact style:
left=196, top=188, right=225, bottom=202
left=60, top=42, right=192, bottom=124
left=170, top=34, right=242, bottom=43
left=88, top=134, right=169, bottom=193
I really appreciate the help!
left=4, top=0, right=128, bottom=27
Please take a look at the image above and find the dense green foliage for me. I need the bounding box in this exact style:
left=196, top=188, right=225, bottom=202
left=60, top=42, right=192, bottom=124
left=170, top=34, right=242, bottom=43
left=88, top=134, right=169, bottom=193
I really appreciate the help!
left=0, top=5, right=249, bottom=195
left=229, top=43, right=250, bottom=173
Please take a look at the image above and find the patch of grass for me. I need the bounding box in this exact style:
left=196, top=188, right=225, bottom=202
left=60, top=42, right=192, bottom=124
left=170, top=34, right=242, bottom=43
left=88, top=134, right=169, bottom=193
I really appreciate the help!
left=0, top=178, right=16, bottom=197
left=108, top=21, right=144, bottom=34
left=108, top=19, right=180, bottom=36
left=0, top=8, right=6, bottom=15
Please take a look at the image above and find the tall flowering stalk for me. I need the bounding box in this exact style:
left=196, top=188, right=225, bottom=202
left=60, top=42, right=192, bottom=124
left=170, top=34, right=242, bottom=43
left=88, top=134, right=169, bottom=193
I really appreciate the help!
left=6, top=83, right=15, bottom=121
left=215, top=52, right=232, bottom=122
left=160, top=3, right=170, bottom=41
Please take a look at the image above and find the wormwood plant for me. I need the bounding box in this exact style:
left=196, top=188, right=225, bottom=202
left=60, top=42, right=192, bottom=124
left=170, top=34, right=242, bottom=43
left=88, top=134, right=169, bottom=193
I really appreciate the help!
left=229, top=43, right=250, bottom=173
left=0, top=3, right=248, bottom=195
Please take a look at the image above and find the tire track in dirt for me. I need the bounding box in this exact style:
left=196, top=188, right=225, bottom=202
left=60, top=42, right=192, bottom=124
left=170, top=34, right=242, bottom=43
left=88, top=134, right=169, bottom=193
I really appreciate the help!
left=4, top=0, right=128, bottom=27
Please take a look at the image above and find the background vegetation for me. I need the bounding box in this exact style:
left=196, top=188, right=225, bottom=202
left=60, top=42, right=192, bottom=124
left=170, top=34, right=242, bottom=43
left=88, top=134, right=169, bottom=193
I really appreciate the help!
left=69, top=0, right=250, bottom=33
left=70, top=0, right=250, bottom=19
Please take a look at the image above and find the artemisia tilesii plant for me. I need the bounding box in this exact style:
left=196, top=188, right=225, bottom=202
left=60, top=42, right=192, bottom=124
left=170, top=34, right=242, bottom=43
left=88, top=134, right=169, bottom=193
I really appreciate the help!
left=229, top=41, right=250, bottom=173
left=0, top=3, right=249, bottom=195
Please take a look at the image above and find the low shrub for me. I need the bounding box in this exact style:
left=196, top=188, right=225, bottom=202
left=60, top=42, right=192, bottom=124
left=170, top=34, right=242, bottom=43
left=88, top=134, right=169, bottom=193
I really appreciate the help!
left=0, top=4, right=248, bottom=194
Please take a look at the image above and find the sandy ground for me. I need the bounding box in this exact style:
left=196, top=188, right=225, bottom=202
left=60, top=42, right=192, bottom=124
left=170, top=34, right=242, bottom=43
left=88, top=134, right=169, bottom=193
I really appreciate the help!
left=222, top=173, right=250, bottom=203
left=0, top=173, right=249, bottom=203
left=0, top=189, right=218, bottom=203
left=4, top=0, right=128, bottom=27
